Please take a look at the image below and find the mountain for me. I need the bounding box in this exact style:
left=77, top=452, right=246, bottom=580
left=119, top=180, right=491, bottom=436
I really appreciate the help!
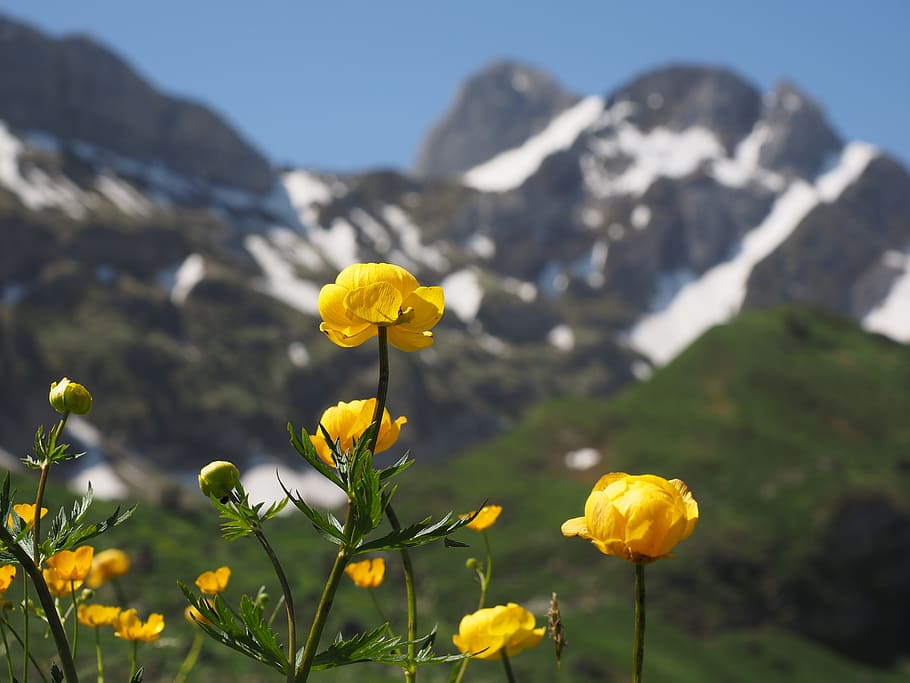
left=1, top=14, right=909, bottom=502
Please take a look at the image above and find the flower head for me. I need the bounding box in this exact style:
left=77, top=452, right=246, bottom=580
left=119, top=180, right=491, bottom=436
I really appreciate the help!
left=310, top=398, right=406, bottom=466
left=195, top=566, right=231, bottom=595
left=77, top=604, right=121, bottom=628
left=561, top=472, right=698, bottom=563
left=462, top=505, right=502, bottom=532
left=344, top=558, right=385, bottom=589
left=49, top=377, right=93, bottom=415
left=46, top=546, right=94, bottom=581
left=453, top=603, right=545, bottom=661
left=318, top=263, right=444, bottom=351
left=198, top=461, right=241, bottom=500
left=43, top=568, right=82, bottom=597
left=9, top=504, right=48, bottom=530
left=113, top=609, right=165, bottom=642
left=0, top=565, right=16, bottom=595
left=86, top=548, right=130, bottom=588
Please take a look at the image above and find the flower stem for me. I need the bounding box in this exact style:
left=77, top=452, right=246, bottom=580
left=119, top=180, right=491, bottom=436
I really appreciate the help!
left=93, top=626, right=104, bottom=683
left=174, top=630, right=204, bottom=683
left=0, top=612, right=48, bottom=683
left=501, top=650, right=516, bottom=683
left=296, top=543, right=350, bottom=681
left=368, top=328, right=390, bottom=453
left=0, top=614, right=14, bottom=683
left=128, top=640, right=137, bottom=681
left=70, top=582, right=79, bottom=659
left=479, top=531, right=493, bottom=610
left=33, top=413, right=68, bottom=563
left=252, top=526, right=296, bottom=683
left=633, top=563, right=646, bottom=683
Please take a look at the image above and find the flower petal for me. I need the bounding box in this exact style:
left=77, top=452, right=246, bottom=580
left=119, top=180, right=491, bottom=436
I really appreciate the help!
left=319, top=321, right=377, bottom=348
left=387, top=327, right=434, bottom=352
left=337, top=263, right=419, bottom=296
left=560, top=516, right=590, bottom=538
left=344, top=282, right=403, bottom=324
left=318, top=284, right=362, bottom=328
left=399, top=286, right=445, bottom=332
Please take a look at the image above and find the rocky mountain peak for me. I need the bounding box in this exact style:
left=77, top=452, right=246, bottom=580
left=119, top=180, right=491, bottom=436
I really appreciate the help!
left=756, top=80, right=842, bottom=178
left=412, top=59, right=579, bottom=179
left=607, top=64, right=763, bottom=153
left=0, top=15, right=275, bottom=194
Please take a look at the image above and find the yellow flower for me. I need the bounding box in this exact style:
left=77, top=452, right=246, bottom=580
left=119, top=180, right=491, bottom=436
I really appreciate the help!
left=46, top=546, right=94, bottom=581
left=49, top=377, right=93, bottom=415
left=462, top=505, right=502, bottom=532
left=9, top=504, right=48, bottom=530
left=0, top=565, right=16, bottom=595
left=453, top=603, right=545, bottom=661
left=113, top=609, right=165, bottom=642
left=561, top=472, right=699, bottom=563
left=43, top=568, right=82, bottom=597
left=344, top=558, right=385, bottom=589
left=77, top=604, right=121, bottom=628
left=318, top=262, right=444, bottom=351
left=86, top=548, right=130, bottom=588
left=184, top=603, right=212, bottom=627
left=195, top=566, right=231, bottom=595
left=309, top=398, right=407, bottom=466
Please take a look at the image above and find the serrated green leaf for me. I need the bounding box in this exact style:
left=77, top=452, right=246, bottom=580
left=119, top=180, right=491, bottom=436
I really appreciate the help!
left=288, top=423, right=344, bottom=489
left=278, top=476, right=346, bottom=544
left=354, top=511, right=473, bottom=554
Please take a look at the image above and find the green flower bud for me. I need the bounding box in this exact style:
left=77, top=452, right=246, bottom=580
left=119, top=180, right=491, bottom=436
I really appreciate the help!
left=49, top=378, right=93, bottom=415
left=198, top=461, right=241, bottom=501
left=465, top=558, right=479, bottom=571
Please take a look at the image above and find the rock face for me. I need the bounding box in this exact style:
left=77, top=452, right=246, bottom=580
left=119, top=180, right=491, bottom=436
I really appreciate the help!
left=0, top=16, right=274, bottom=193
left=413, top=60, right=579, bottom=179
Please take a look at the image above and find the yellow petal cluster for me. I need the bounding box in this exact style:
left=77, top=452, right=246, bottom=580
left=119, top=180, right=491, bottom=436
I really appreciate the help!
left=113, top=609, right=165, bottom=642
left=195, top=566, right=231, bottom=595
left=77, top=604, right=121, bottom=628
left=9, top=504, right=48, bottom=530
left=49, top=377, right=93, bottom=415
left=0, top=565, right=16, bottom=595
left=46, top=546, right=94, bottom=581
left=86, top=548, right=130, bottom=588
left=310, top=398, right=407, bottom=466
left=43, top=569, right=81, bottom=597
left=318, top=263, right=444, bottom=351
left=561, top=472, right=699, bottom=563
left=453, top=603, right=545, bottom=661
left=462, top=505, right=502, bottom=532
left=344, top=558, right=385, bottom=589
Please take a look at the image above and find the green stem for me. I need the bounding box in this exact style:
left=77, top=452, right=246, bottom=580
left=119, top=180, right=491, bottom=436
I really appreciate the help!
left=0, top=526, right=78, bottom=683
left=268, top=594, right=287, bottom=628
left=70, top=582, right=79, bottom=659
left=22, top=568, right=29, bottom=683
left=296, top=543, right=350, bottom=681
left=0, top=614, right=14, bottom=683
left=479, top=531, right=493, bottom=610
left=33, top=413, right=67, bottom=563
left=252, top=526, right=296, bottom=683
left=368, top=327, right=390, bottom=454
left=500, top=650, right=516, bottom=683
left=1, top=608, right=48, bottom=683
left=93, top=626, right=104, bottom=683
left=174, top=630, right=204, bottom=683
left=367, top=588, right=390, bottom=632
left=633, top=563, right=646, bottom=683
left=128, top=640, right=137, bottom=681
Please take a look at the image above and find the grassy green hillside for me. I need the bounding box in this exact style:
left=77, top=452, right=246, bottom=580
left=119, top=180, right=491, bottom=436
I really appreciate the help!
left=6, top=305, right=910, bottom=682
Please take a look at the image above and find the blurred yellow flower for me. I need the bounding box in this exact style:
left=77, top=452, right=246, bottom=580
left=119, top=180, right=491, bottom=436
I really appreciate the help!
left=49, top=377, right=93, bottom=415
left=195, top=566, right=231, bottom=595
left=184, top=603, right=212, bottom=627
left=310, top=398, right=406, bottom=466
left=77, top=604, right=121, bottom=628
left=46, top=546, right=94, bottom=581
left=9, top=503, right=48, bottom=530
left=344, top=558, right=385, bottom=589
left=462, top=505, right=502, bottom=532
left=561, top=472, right=699, bottom=563
left=86, top=548, right=130, bottom=588
left=43, top=568, right=82, bottom=597
left=318, top=262, right=444, bottom=351
left=113, top=609, right=164, bottom=642
left=0, top=565, right=16, bottom=595
left=453, top=603, right=545, bottom=661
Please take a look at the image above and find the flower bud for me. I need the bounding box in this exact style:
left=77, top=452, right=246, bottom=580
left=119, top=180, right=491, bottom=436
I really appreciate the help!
left=49, top=378, right=93, bottom=415
left=198, top=461, right=240, bottom=501
left=465, top=558, right=479, bottom=571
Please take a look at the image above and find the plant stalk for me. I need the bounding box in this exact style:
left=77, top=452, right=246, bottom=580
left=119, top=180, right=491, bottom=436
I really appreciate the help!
left=296, top=543, right=350, bottom=681
left=633, top=563, right=646, bottom=683
left=252, top=526, right=296, bottom=683
left=501, top=650, right=516, bottom=683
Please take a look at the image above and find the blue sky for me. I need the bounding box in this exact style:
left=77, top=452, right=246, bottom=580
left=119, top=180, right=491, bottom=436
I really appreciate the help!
left=2, top=1, right=908, bottom=174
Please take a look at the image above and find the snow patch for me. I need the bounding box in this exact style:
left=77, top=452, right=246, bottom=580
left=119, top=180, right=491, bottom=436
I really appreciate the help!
left=863, top=249, right=910, bottom=342
left=548, top=324, right=575, bottom=351
left=245, top=234, right=321, bottom=315
left=631, top=205, right=651, bottom=229
left=167, top=254, right=205, bottom=305
left=467, top=233, right=496, bottom=259
left=242, top=462, right=347, bottom=511
left=95, top=175, right=153, bottom=217
left=565, top=447, right=601, bottom=471
left=502, top=278, right=537, bottom=302
left=310, top=218, right=360, bottom=271
left=350, top=208, right=392, bottom=252
left=441, top=269, right=483, bottom=323
left=380, top=205, right=449, bottom=271
left=462, top=96, right=605, bottom=192
left=288, top=341, right=310, bottom=367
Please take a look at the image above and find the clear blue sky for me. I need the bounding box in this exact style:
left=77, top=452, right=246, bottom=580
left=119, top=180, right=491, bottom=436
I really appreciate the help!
left=2, top=1, right=908, bottom=174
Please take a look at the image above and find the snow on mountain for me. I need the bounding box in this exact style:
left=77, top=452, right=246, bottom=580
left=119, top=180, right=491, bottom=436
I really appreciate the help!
left=462, top=96, right=604, bottom=192
left=441, top=268, right=483, bottom=322
left=627, top=142, right=878, bottom=364
left=244, top=233, right=322, bottom=315
left=863, top=250, right=910, bottom=342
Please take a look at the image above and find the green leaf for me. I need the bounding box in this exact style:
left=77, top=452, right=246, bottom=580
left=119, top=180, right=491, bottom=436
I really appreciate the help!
left=288, top=423, right=344, bottom=489
left=354, top=511, right=474, bottom=554
left=278, top=476, right=345, bottom=545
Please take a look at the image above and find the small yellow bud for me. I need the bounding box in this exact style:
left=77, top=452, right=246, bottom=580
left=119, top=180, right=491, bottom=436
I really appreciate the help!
left=465, top=558, right=479, bottom=571
left=198, top=461, right=240, bottom=500
left=49, top=378, right=93, bottom=415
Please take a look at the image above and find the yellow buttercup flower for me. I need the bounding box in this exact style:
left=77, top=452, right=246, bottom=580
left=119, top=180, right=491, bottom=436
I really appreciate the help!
left=113, top=609, right=165, bottom=642
left=86, top=548, right=130, bottom=588
left=9, top=503, right=48, bottom=530
left=77, top=604, right=121, bottom=628
left=49, top=377, right=93, bottom=415
left=453, top=603, right=545, bottom=661
left=184, top=603, right=212, bottom=627
left=0, top=565, right=16, bottom=595
left=318, top=262, right=444, bottom=351
left=310, top=398, right=407, bottom=466
left=561, top=472, right=699, bottom=563
left=195, top=566, right=231, bottom=595
left=46, top=546, right=94, bottom=581
left=344, top=558, right=385, bottom=589
left=43, top=568, right=82, bottom=597
left=462, top=505, right=502, bottom=532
